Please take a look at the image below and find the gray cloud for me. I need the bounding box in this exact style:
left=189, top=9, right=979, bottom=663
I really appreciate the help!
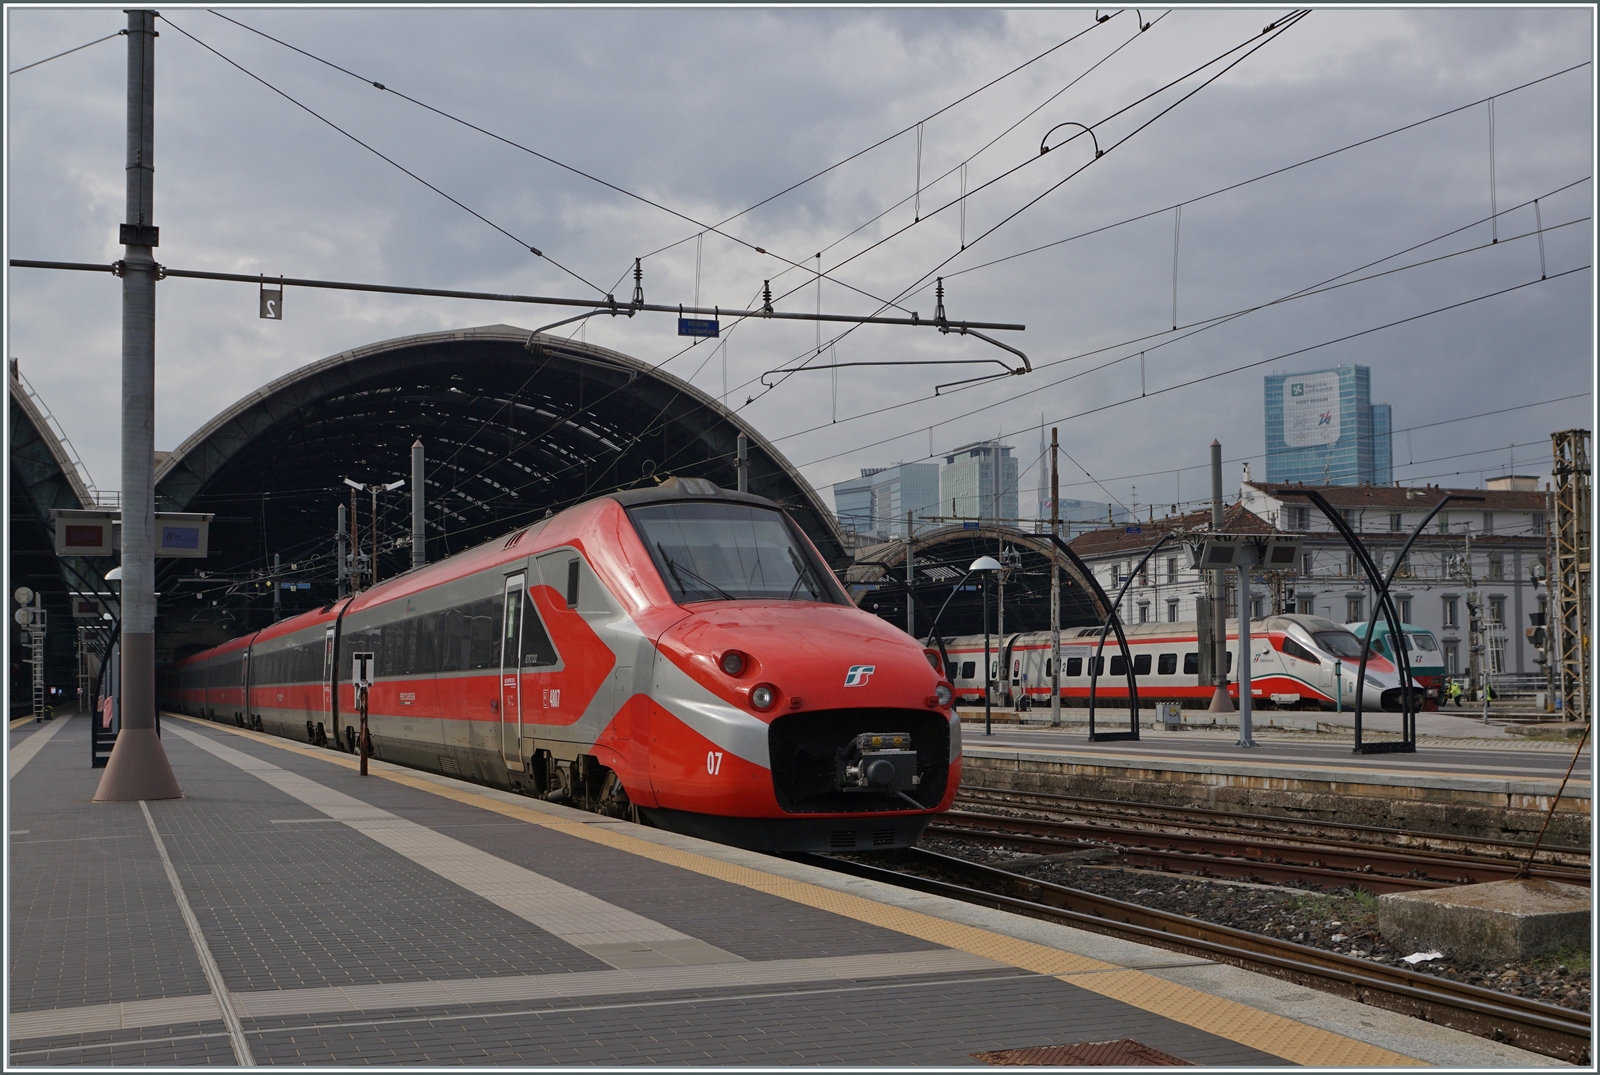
left=6, top=6, right=1592, bottom=521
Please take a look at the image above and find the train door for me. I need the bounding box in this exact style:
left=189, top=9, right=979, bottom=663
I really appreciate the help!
left=239, top=650, right=250, bottom=726
left=322, top=625, right=337, bottom=745
left=499, top=573, right=525, bottom=769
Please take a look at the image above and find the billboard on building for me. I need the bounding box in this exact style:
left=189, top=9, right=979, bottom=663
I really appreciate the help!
left=1282, top=372, right=1340, bottom=448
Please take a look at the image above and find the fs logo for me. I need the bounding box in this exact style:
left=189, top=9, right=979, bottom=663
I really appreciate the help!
left=843, top=664, right=876, bottom=687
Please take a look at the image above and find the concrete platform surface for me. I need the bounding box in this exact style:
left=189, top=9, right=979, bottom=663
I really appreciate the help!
left=6, top=714, right=1566, bottom=1067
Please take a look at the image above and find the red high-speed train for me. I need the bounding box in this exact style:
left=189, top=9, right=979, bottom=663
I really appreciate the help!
left=160, top=479, right=960, bottom=852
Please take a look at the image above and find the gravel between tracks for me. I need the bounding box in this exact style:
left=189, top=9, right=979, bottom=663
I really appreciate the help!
left=916, top=834, right=1591, bottom=1013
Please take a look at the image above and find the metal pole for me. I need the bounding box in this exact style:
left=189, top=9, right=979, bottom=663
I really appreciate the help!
left=736, top=433, right=748, bottom=493
left=371, top=487, right=379, bottom=586
left=96, top=9, right=180, bottom=802
left=905, top=510, right=915, bottom=635
left=358, top=684, right=370, bottom=776
left=1050, top=427, right=1061, bottom=728
left=983, top=577, right=992, bottom=737
left=272, top=553, right=281, bottom=621
left=349, top=486, right=360, bottom=591
left=1237, top=545, right=1256, bottom=747
left=411, top=439, right=426, bottom=571
left=1209, top=439, right=1233, bottom=712
left=336, top=502, right=349, bottom=599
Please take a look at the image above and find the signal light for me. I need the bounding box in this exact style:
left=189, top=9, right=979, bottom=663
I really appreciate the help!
left=750, top=684, right=776, bottom=711
left=933, top=683, right=953, bottom=708
left=720, top=651, right=746, bottom=676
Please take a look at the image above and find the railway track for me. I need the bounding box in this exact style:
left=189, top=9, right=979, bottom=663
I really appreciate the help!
left=799, top=847, right=1591, bottom=1064
left=943, top=788, right=1590, bottom=892
left=958, top=786, right=1591, bottom=865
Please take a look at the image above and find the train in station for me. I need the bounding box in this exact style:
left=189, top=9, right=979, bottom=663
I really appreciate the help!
left=159, top=479, right=960, bottom=853
left=941, top=613, right=1426, bottom=712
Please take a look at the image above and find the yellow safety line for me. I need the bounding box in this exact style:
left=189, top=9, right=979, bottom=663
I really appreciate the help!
left=9, top=714, right=42, bottom=729
left=167, top=713, right=1421, bottom=1067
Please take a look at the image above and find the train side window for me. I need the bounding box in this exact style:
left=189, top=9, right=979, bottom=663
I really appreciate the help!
left=1225, top=652, right=1234, bottom=673
left=1089, top=656, right=1105, bottom=677
left=1044, top=659, right=1052, bottom=678
left=1065, top=657, right=1083, bottom=677
left=944, top=661, right=958, bottom=680
left=566, top=559, right=580, bottom=608
left=1281, top=636, right=1319, bottom=663
left=1109, top=655, right=1126, bottom=676
left=1133, top=654, right=1151, bottom=676
left=1157, top=653, right=1177, bottom=675
left=521, top=590, right=559, bottom=667
left=959, top=661, right=976, bottom=680
left=1183, top=652, right=1198, bottom=675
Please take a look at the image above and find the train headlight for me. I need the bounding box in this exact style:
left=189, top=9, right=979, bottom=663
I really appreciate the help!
left=750, top=684, right=776, bottom=711
left=933, top=683, right=953, bottom=708
left=719, top=650, right=746, bottom=676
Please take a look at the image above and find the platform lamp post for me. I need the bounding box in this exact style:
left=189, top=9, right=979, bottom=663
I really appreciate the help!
left=971, top=556, right=1002, bottom=736
left=95, top=9, right=182, bottom=802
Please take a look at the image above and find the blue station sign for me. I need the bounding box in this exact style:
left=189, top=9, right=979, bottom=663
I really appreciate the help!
left=678, top=317, right=720, bottom=338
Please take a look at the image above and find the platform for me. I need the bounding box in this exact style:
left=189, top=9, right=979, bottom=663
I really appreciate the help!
left=7, top=714, right=1563, bottom=1067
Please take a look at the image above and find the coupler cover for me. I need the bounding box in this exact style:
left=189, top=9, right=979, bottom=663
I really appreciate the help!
left=838, top=732, right=919, bottom=794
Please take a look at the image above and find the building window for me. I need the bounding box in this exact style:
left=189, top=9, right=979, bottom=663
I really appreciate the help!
left=1138, top=602, right=1150, bottom=623
left=1340, top=507, right=1357, bottom=530
left=1482, top=511, right=1495, bottom=535
left=1287, top=505, right=1309, bottom=530
left=1297, top=596, right=1315, bottom=615
left=1443, top=642, right=1459, bottom=675
left=1488, top=596, right=1506, bottom=626
left=1437, top=511, right=1450, bottom=534
left=1343, top=552, right=1357, bottom=577
left=1398, top=596, right=1412, bottom=623
left=1166, top=599, right=1179, bottom=623
left=1109, top=564, right=1119, bottom=587
left=1389, top=513, right=1403, bottom=531
left=1443, top=597, right=1458, bottom=628
left=1300, top=552, right=1314, bottom=576
left=1165, top=557, right=1178, bottom=584
left=1251, top=596, right=1266, bottom=619
left=1488, top=553, right=1504, bottom=581
left=1532, top=512, right=1545, bottom=534
left=1347, top=596, right=1363, bottom=623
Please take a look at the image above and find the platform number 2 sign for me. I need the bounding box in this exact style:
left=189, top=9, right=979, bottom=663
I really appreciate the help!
left=706, top=751, right=723, bottom=775
left=260, top=279, right=284, bottom=321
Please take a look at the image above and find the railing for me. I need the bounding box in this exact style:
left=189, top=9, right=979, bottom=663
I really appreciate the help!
left=11, top=364, right=105, bottom=507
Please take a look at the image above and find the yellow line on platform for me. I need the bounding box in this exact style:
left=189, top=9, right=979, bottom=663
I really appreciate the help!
left=167, top=713, right=1421, bottom=1067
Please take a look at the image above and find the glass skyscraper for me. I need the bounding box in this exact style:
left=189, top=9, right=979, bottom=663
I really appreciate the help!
left=1264, top=365, right=1393, bottom=486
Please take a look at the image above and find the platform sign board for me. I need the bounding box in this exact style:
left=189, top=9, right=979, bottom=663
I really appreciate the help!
left=50, top=510, right=115, bottom=557
left=1283, top=370, right=1340, bottom=448
left=260, top=279, right=284, bottom=320
left=677, top=317, right=719, bottom=338
left=352, top=652, right=375, bottom=687
left=69, top=593, right=115, bottom=619
left=155, top=513, right=213, bottom=558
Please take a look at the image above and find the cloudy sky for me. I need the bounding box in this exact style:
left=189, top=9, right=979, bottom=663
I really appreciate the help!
left=6, top=6, right=1594, bottom=523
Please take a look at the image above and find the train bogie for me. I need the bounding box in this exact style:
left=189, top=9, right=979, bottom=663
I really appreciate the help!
left=158, top=481, right=958, bottom=852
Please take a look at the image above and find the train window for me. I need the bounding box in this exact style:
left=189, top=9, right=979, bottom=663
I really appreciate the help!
left=1109, top=655, right=1125, bottom=676
left=520, top=591, right=559, bottom=667
left=1225, top=652, right=1234, bottom=673
left=959, top=661, right=976, bottom=680
left=1281, top=636, right=1319, bottom=663
left=1312, top=630, right=1365, bottom=660
left=629, top=501, right=845, bottom=604
left=1089, top=656, right=1105, bottom=677
left=1065, top=657, right=1082, bottom=677
left=1158, top=653, right=1177, bottom=675
left=1133, top=654, right=1151, bottom=676
left=1183, top=652, right=1198, bottom=675
left=566, top=559, right=580, bottom=608
left=1044, top=659, right=1052, bottom=677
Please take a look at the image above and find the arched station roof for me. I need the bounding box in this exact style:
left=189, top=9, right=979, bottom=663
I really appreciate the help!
left=844, top=524, right=1109, bottom=640
left=150, top=325, right=842, bottom=649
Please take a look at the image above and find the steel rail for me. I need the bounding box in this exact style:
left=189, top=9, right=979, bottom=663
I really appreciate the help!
left=957, top=785, right=1591, bottom=861
left=7, top=259, right=1026, bottom=332
left=797, top=848, right=1590, bottom=1063
left=933, top=808, right=1591, bottom=888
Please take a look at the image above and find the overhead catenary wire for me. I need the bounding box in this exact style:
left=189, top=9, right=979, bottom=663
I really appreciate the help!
left=8, top=29, right=125, bottom=75
left=158, top=14, right=606, bottom=296
left=748, top=11, right=1293, bottom=400
left=752, top=184, right=1589, bottom=450
left=944, top=60, right=1590, bottom=283
left=793, top=264, right=1589, bottom=471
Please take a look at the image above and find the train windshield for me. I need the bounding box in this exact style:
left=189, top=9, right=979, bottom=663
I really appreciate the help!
left=1312, top=630, right=1366, bottom=659
left=1408, top=631, right=1440, bottom=653
left=629, top=501, right=844, bottom=604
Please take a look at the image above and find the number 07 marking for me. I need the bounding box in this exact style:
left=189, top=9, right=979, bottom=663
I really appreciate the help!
left=706, top=750, right=723, bottom=775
